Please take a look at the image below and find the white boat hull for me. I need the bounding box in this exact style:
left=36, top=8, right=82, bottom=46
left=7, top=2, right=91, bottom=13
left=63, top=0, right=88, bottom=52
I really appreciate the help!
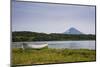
left=28, top=44, right=48, bottom=48
left=22, top=43, right=48, bottom=49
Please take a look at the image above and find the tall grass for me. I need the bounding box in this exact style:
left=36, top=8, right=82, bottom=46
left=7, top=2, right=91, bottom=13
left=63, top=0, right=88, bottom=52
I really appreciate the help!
left=12, top=47, right=96, bottom=65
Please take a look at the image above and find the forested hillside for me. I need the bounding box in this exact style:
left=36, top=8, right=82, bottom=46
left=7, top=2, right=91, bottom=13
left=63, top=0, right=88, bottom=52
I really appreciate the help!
left=12, top=31, right=96, bottom=42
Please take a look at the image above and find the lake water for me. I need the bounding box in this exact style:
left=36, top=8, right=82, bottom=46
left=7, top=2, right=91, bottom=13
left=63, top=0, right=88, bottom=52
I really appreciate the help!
left=12, top=40, right=95, bottom=50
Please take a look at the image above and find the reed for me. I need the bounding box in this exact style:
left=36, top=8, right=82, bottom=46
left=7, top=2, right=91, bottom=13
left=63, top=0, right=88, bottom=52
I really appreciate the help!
left=12, top=47, right=96, bottom=66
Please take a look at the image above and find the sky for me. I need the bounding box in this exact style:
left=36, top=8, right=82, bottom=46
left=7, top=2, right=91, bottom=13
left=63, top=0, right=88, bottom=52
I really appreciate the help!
left=12, top=1, right=96, bottom=34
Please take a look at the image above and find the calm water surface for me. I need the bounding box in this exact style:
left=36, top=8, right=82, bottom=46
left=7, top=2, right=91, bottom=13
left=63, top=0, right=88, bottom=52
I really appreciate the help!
left=12, top=40, right=95, bottom=50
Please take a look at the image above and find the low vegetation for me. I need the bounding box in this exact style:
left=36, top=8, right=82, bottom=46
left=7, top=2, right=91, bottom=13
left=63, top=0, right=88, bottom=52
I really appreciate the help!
left=12, top=47, right=96, bottom=66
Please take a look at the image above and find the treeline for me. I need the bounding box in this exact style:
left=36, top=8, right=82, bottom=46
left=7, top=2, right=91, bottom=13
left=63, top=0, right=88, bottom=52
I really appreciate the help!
left=12, top=31, right=96, bottom=42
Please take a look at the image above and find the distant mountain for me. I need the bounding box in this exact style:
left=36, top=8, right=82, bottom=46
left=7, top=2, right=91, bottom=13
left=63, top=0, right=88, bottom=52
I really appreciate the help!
left=63, top=27, right=83, bottom=34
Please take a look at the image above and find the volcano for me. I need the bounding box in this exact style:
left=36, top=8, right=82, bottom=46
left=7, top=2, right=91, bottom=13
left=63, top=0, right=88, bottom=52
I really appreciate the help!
left=63, top=27, right=83, bottom=34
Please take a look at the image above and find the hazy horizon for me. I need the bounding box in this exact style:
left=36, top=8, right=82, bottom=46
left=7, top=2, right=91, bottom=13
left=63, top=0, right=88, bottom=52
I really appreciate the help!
left=12, top=1, right=96, bottom=34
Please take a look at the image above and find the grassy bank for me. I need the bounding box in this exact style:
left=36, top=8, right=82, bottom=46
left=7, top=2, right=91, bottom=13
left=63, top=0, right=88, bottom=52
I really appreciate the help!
left=12, top=47, right=96, bottom=66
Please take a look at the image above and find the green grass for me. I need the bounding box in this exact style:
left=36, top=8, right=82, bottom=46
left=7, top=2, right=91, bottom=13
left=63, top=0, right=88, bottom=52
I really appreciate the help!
left=12, top=47, right=96, bottom=65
